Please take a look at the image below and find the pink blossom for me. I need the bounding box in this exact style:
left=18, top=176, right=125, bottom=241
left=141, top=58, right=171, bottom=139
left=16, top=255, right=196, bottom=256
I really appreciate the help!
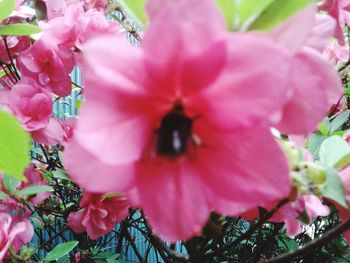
left=271, top=5, right=342, bottom=134
left=6, top=78, right=52, bottom=131
left=64, top=0, right=293, bottom=241
left=319, top=0, right=350, bottom=44
left=31, top=118, right=66, bottom=145
left=0, top=36, right=30, bottom=64
left=43, top=3, right=118, bottom=51
left=324, top=40, right=349, bottom=63
left=19, top=163, right=51, bottom=205
left=17, top=39, right=73, bottom=97
left=83, top=0, right=108, bottom=11
left=67, top=192, right=128, bottom=239
left=0, top=213, right=33, bottom=262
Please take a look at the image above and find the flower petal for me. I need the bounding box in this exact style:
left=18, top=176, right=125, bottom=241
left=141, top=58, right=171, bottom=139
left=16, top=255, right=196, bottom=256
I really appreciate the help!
left=64, top=138, right=134, bottom=193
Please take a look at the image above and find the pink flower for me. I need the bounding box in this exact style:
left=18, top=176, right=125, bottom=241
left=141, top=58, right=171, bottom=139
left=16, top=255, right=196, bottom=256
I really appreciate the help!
left=67, top=192, right=128, bottom=239
left=17, top=39, right=73, bottom=97
left=324, top=40, right=349, bottom=63
left=31, top=118, right=66, bottom=145
left=0, top=213, right=33, bottom=262
left=271, top=5, right=342, bottom=134
left=64, top=0, right=293, bottom=241
left=19, top=163, right=51, bottom=205
left=43, top=3, right=118, bottom=51
left=83, top=0, right=108, bottom=11
left=6, top=78, right=52, bottom=131
left=319, top=0, right=350, bottom=44
left=0, top=36, right=30, bottom=64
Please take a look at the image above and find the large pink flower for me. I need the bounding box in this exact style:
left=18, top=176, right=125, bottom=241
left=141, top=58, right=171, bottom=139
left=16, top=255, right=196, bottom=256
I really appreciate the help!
left=17, top=39, right=73, bottom=97
left=7, top=78, right=52, bottom=131
left=271, top=5, right=342, bottom=134
left=67, top=192, right=128, bottom=239
left=0, top=213, right=33, bottom=262
left=64, top=0, right=293, bottom=241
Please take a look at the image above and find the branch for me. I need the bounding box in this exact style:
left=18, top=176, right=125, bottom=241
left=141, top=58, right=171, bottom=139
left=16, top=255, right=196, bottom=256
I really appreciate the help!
left=265, top=219, right=350, bottom=263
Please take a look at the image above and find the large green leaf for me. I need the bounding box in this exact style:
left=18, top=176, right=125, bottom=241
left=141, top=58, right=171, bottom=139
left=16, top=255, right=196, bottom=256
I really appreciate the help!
left=0, top=0, right=15, bottom=21
left=44, top=241, right=79, bottom=262
left=117, top=0, right=147, bottom=27
left=14, top=185, right=53, bottom=197
left=0, top=23, right=42, bottom=36
left=0, top=110, right=30, bottom=180
left=319, top=136, right=350, bottom=169
left=322, top=166, right=347, bottom=208
left=249, top=0, right=313, bottom=31
left=215, top=0, right=313, bottom=31
left=214, top=0, right=236, bottom=30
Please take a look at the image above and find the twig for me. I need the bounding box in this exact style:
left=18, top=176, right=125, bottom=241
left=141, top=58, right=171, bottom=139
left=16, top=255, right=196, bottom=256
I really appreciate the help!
left=265, top=219, right=350, bottom=262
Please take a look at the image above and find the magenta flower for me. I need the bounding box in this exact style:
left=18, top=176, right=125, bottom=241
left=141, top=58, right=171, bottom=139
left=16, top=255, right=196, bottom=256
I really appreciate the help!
left=17, top=39, right=73, bottom=97
left=67, top=192, right=128, bottom=239
left=271, top=5, right=342, bottom=134
left=0, top=213, right=33, bottom=262
left=7, top=78, right=52, bottom=131
left=64, top=0, right=294, bottom=241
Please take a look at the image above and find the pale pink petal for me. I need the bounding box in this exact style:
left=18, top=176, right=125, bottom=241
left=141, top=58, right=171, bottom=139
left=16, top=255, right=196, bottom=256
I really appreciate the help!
left=271, top=5, right=317, bottom=53
left=306, top=15, right=336, bottom=51
left=64, top=138, right=134, bottom=193
left=68, top=209, right=87, bottom=233
left=276, top=47, right=342, bottom=134
left=199, top=33, right=292, bottom=129
left=194, top=123, right=291, bottom=204
left=143, top=0, right=226, bottom=91
left=135, top=158, right=210, bottom=242
left=75, top=84, right=157, bottom=166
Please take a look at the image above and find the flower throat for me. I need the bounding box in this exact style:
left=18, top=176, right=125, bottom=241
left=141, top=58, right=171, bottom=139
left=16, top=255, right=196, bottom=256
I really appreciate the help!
left=156, top=104, right=193, bottom=157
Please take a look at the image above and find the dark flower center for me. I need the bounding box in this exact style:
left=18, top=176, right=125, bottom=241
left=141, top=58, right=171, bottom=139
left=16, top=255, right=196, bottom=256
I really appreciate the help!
left=156, top=104, right=193, bottom=157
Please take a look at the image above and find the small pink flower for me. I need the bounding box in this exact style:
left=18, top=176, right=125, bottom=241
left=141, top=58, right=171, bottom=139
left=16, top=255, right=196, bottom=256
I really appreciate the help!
left=83, top=0, right=108, bottom=11
left=7, top=78, right=52, bottom=131
left=17, top=39, right=73, bottom=97
left=319, top=0, right=350, bottom=44
left=0, top=213, right=33, bottom=262
left=19, top=163, right=51, bottom=205
left=67, top=192, right=128, bottom=239
left=0, top=36, right=30, bottom=64
left=31, top=118, right=66, bottom=145
left=324, top=40, right=349, bottom=63
left=65, top=0, right=293, bottom=241
left=271, top=5, right=342, bottom=134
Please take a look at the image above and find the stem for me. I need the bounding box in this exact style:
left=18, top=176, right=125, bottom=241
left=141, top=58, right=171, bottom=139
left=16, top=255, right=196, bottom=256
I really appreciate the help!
left=265, top=219, right=350, bottom=263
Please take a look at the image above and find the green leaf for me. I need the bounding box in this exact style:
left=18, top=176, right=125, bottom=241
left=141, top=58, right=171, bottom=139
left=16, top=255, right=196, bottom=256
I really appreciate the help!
left=0, top=110, right=30, bottom=180
left=14, top=185, right=53, bottom=197
left=318, top=123, right=329, bottom=137
left=0, top=0, right=15, bottom=21
left=238, top=0, right=275, bottom=30
left=330, top=111, right=350, bottom=133
left=117, top=0, right=147, bottom=27
left=308, top=134, right=326, bottom=160
left=319, top=136, right=350, bottom=169
left=322, top=166, right=347, bottom=208
left=0, top=191, right=8, bottom=199
left=215, top=0, right=237, bottom=30
left=44, top=241, right=79, bottom=262
left=52, top=169, right=70, bottom=181
left=249, top=0, right=313, bottom=31
left=0, top=23, right=42, bottom=36
left=2, top=174, right=19, bottom=192
left=57, top=256, right=70, bottom=263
